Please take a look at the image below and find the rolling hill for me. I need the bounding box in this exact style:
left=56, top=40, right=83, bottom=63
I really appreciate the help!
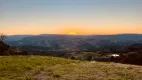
left=0, top=56, right=141, bottom=80
left=6, top=34, right=142, bottom=52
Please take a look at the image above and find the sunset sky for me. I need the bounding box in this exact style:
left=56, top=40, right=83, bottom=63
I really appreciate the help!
left=0, top=0, right=142, bottom=35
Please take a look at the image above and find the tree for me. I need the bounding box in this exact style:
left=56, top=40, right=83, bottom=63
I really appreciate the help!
left=0, top=34, right=7, bottom=41
left=70, top=56, right=75, bottom=59
left=87, top=56, right=93, bottom=61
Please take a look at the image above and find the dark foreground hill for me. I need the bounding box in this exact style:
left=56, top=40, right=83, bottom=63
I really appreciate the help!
left=0, top=41, right=10, bottom=55
left=0, top=56, right=141, bottom=80
left=0, top=41, right=28, bottom=55
left=116, top=44, right=142, bottom=65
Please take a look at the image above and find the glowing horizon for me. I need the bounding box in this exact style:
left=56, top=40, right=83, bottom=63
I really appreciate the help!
left=0, top=0, right=142, bottom=35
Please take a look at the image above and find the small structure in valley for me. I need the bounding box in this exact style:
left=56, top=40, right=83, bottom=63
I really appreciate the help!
left=109, top=54, right=120, bottom=57
left=108, top=54, right=120, bottom=62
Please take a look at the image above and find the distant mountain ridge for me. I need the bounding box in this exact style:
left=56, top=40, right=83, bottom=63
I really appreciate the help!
left=6, top=34, right=142, bottom=51
left=6, top=35, right=31, bottom=41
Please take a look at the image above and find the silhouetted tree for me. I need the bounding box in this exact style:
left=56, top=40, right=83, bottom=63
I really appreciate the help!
left=0, top=34, right=7, bottom=41
left=87, top=56, right=93, bottom=61
left=70, top=56, right=75, bottom=59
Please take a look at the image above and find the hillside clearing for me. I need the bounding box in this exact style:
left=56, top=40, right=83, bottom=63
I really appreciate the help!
left=0, top=56, right=142, bottom=80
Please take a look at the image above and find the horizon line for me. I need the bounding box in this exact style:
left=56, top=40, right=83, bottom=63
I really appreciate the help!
left=6, top=33, right=142, bottom=36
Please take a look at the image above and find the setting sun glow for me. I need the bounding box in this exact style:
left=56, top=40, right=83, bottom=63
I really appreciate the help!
left=0, top=0, right=142, bottom=35
left=68, top=32, right=77, bottom=35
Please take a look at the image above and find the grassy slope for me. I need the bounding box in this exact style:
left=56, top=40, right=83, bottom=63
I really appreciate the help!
left=0, top=56, right=142, bottom=80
